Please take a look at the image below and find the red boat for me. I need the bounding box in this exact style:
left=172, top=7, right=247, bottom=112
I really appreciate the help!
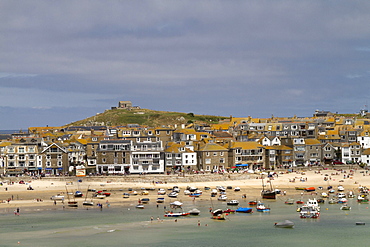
left=223, top=208, right=235, bottom=213
left=296, top=200, right=304, bottom=204
left=248, top=200, right=257, bottom=205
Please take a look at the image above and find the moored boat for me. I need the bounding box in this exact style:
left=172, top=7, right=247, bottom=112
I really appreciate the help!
left=211, top=209, right=227, bottom=220
left=227, top=199, right=239, bottom=206
left=156, top=197, right=165, bottom=203
left=236, top=207, right=253, bottom=213
left=274, top=220, right=295, bottom=228
left=188, top=208, right=201, bottom=215
left=164, top=211, right=190, bottom=217
left=256, top=202, right=270, bottom=212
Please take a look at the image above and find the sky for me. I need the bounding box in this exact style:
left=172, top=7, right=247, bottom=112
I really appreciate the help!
left=1, top=1, right=370, bottom=130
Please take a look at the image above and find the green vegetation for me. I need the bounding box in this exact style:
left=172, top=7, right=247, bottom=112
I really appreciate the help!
left=67, top=108, right=228, bottom=127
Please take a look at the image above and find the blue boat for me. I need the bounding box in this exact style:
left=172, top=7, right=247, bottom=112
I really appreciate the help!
left=236, top=207, right=253, bottom=213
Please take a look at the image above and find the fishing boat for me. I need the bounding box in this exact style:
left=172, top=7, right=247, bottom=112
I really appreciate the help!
left=236, top=207, right=253, bottom=213
left=357, top=194, right=369, bottom=203
left=299, top=204, right=320, bottom=218
left=256, top=202, right=270, bottom=212
left=261, top=177, right=276, bottom=199
left=211, top=209, right=227, bottom=220
left=227, top=200, right=239, bottom=206
left=274, top=220, right=295, bottom=228
left=188, top=208, right=201, bottom=215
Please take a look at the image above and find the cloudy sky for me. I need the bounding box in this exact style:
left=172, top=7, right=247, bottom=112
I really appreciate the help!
left=1, top=1, right=370, bottom=130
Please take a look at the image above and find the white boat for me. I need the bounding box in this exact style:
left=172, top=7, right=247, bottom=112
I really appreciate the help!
left=234, top=187, right=241, bottom=192
left=226, top=200, right=239, bottom=206
left=136, top=204, right=144, bottom=209
left=340, top=204, right=351, bottom=210
left=168, top=192, right=178, bottom=198
left=299, top=205, right=320, bottom=218
left=188, top=208, right=201, bottom=215
left=50, top=195, right=65, bottom=201
left=183, top=190, right=191, bottom=195
left=274, top=220, right=294, bottom=228
left=170, top=201, right=183, bottom=208
left=218, top=195, right=227, bottom=201
left=158, top=189, right=166, bottom=195
left=337, top=185, right=345, bottom=191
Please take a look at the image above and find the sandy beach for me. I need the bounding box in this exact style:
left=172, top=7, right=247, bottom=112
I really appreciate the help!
left=0, top=168, right=368, bottom=211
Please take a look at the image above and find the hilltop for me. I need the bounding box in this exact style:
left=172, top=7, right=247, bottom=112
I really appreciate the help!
left=66, top=108, right=228, bottom=127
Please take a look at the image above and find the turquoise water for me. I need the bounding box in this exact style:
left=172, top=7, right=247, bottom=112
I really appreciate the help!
left=0, top=197, right=369, bottom=247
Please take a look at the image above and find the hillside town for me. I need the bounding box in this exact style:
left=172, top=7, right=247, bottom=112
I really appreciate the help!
left=1, top=105, right=370, bottom=177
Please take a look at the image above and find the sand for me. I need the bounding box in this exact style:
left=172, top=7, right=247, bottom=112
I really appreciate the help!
left=0, top=168, right=368, bottom=211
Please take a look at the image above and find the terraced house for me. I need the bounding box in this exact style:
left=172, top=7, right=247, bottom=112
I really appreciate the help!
left=2, top=110, right=370, bottom=176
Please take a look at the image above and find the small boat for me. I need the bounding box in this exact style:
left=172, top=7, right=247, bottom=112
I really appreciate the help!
left=236, top=207, right=253, bottom=213
left=285, top=199, right=295, bottom=205
left=340, top=204, right=351, bottom=210
left=328, top=189, right=335, bottom=194
left=328, top=198, right=337, bottom=204
left=183, top=190, right=191, bottom=195
left=274, top=220, right=294, bottom=228
left=248, top=200, right=258, bottom=206
left=168, top=192, right=179, bottom=198
left=296, top=200, right=304, bottom=204
left=136, top=204, right=144, bottom=209
left=50, top=195, right=65, bottom=201
left=234, top=187, right=241, bottom=192
left=156, top=197, right=165, bottom=203
left=337, top=185, right=345, bottom=191
left=141, top=190, right=149, bottom=195
left=170, top=201, right=183, bottom=208
left=223, top=208, right=236, bottom=214
left=123, top=193, right=130, bottom=198
left=256, top=202, right=270, bottom=212
left=189, top=193, right=201, bottom=197
left=218, top=195, right=228, bottom=201
left=68, top=201, right=78, bottom=207
left=338, top=198, right=348, bottom=204
left=130, top=191, right=138, bottom=196
left=317, top=199, right=325, bottom=204
left=157, top=189, right=166, bottom=195
left=211, top=209, right=227, bottom=220
left=141, top=198, right=150, bottom=204
left=321, top=192, right=328, bottom=198
left=227, top=200, right=239, bottom=206
left=347, top=191, right=355, bottom=198
left=164, top=212, right=190, bottom=217
left=295, top=187, right=306, bottom=190
left=305, top=187, right=316, bottom=192
left=188, top=208, right=201, bottom=215
left=82, top=201, right=94, bottom=206
left=74, top=191, right=83, bottom=197
left=356, top=222, right=366, bottom=225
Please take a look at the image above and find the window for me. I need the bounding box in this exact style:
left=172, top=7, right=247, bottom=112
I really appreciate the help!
left=102, top=158, right=106, bottom=163
left=58, top=161, right=62, bottom=167
left=220, top=158, right=225, bottom=163
left=205, top=158, right=211, bottom=164
left=206, top=152, right=210, bottom=157
left=19, top=154, right=25, bottom=160
left=29, top=147, right=35, bottom=152
left=18, top=147, right=25, bottom=153
left=220, top=152, right=224, bottom=156
left=46, top=161, right=51, bottom=167
left=29, top=154, right=35, bottom=160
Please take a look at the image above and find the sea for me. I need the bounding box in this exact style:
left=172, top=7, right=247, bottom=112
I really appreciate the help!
left=0, top=195, right=369, bottom=247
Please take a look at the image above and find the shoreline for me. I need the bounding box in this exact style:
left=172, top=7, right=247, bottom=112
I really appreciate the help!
left=1, top=168, right=368, bottom=212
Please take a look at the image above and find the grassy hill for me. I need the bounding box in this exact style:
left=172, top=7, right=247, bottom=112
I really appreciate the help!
left=66, top=108, right=228, bottom=127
